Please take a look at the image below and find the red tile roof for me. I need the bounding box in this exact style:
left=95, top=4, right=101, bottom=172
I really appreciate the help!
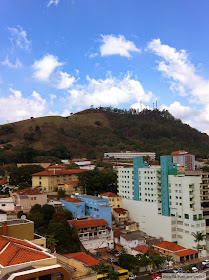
left=132, top=246, right=149, bottom=254
left=65, top=181, right=79, bottom=185
left=0, top=235, right=51, bottom=267
left=0, top=179, right=8, bottom=185
left=154, top=241, right=185, bottom=252
left=113, top=208, right=128, bottom=215
left=101, top=192, right=119, bottom=197
left=69, top=219, right=108, bottom=229
left=62, top=197, right=83, bottom=203
left=64, top=252, right=99, bottom=266
left=171, top=150, right=188, bottom=155
left=113, top=231, right=125, bottom=238
left=48, top=165, right=66, bottom=169
left=32, top=169, right=89, bottom=176
left=174, top=249, right=198, bottom=257
left=16, top=188, right=42, bottom=195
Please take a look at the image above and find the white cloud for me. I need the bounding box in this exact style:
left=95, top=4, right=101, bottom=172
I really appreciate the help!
left=32, top=54, right=63, bottom=82
left=47, top=0, right=60, bottom=7
left=1, top=57, right=22, bottom=68
left=0, top=89, right=47, bottom=122
left=147, top=38, right=209, bottom=133
left=8, top=26, right=31, bottom=50
left=89, top=53, right=98, bottom=58
left=100, top=35, right=141, bottom=57
left=56, top=71, right=75, bottom=89
left=65, top=73, right=152, bottom=110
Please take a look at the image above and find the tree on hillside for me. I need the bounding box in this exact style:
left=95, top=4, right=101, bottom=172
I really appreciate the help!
left=78, top=168, right=117, bottom=195
left=9, top=165, right=44, bottom=186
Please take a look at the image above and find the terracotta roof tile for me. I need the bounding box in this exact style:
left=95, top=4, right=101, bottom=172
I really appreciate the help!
left=69, top=219, right=108, bottom=229
left=0, top=235, right=50, bottom=267
left=62, top=197, right=83, bottom=203
left=16, top=188, right=42, bottom=195
left=154, top=241, right=185, bottom=252
left=101, top=192, right=119, bottom=197
left=48, top=165, right=66, bottom=169
left=0, top=179, right=8, bottom=185
left=113, top=208, right=128, bottom=214
left=32, top=169, right=89, bottom=176
left=65, top=181, right=79, bottom=185
left=174, top=248, right=198, bottom=257
left=113, top=231, right=125, bottom=238
left=132, top=246, right=149, bottom=254
left=171, top=150, right=188, bottom=155
left=64, top=252, right=99, bottom=266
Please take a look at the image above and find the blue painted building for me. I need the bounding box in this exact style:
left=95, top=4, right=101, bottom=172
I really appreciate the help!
left=133, top=157, right=148, bottom=201
left=60, top=197, right=85, bottom=218
left=61, top=195, right=112, bottom=227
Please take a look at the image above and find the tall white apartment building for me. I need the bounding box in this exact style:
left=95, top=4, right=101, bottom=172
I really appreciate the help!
left=118, top=156, right=207, bottom=254
left=171, top=150, right=195, bottom=171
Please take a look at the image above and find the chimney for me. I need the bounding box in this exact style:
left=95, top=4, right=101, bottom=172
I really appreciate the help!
left=2, top=223, right=7, bottom=236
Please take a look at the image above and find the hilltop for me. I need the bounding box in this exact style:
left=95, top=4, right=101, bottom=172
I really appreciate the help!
left=0, top=108, right=209, bottom=162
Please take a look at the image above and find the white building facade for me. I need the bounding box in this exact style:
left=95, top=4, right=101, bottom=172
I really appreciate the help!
left=104, top=152, right=156, bottom=161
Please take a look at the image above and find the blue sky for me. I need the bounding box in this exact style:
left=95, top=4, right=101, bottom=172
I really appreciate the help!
left=1, top=0, right=209, bottom=133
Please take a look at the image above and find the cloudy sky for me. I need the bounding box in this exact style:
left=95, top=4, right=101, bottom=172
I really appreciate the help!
left=1, top=1, right=209, bottom=133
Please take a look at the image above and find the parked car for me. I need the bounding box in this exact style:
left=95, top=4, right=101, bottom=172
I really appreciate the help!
left=128, top=275, right=137, bottom=280
left=202, top=260, right=209, bottom=265
left=96, top=252, right=101, bottom=257
left=192, top=267, right=198, bottom=273
left=151, top=273, right=162, bottom=279
left=107, top=257, right=115, bottom=263
left=173, top=268, right=182, bottom=273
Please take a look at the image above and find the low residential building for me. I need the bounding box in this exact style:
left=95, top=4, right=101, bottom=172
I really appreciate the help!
left=171, top=150, right=195, bottom=171
left=0, top=209, right=7, bottom=221
left=74, top=195, right=112, bottom=227
left=113, top=208, right=128, bottom=223
left=101, top=192, right=122, bottom=208
left=47, top=199, right=64, bottom=209
left=61, top=181, right=84, bottom=195
left=12, top=188, right=47, bottom=212
left=0, top=196, right=15, bottom=212
left=131, top=245, right=149, bottom=256
left=74, top=160, right=96, bottom=170
left=0, top=218, right=46, bottom=248
left=61, top=197, right=86, bottom=218
left=0, top=235, right=63, bottom=279
left=120, top=230, right=146, bottom=251
left=104, top=151, right=156, bottom=161
left=64, top=252, right=99, bottom=267
left=69, top=218, right=114, bottom=250
left=32, top=167, right=88, bottom=193
left=153, top=241, right=198, bottom=263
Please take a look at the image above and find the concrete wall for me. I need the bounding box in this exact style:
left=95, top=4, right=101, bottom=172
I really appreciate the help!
left=0, top=221, right=34, bottom=240
left=122, top=199, right=173, bottom=241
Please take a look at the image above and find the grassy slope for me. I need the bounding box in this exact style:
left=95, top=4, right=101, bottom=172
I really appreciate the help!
left=1, top=109, right=209, bottom=158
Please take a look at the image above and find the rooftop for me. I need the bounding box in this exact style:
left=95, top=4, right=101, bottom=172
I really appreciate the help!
left=32, top=169, right=89, bottom=176
left=101, top=192, right=119, bottom=197
left=61, top=197, right=83, bottom=203
left=15, top=188, right=42, bottom=195
left=171, top=150, right=188, bottom=155
left=0, top=179, right=8, bottom=185
left=132, top=246, right=149, bottom=254
left=174, top=248, right=198, bottom=257
left=48, top=165, right=66, bottom=169
left=121, top=230, right=146, bottom=241
left=0, top=235, right=51, bottom=267
left=113, top=208, right=128, bottom=215
left=154, top=241, right=185, bottom=252
left=69, top=219, right=108, bottom=229
left=65, top=180, right=79, bottom=185
left=76, top=195, right=107, bottom=201
left=64, top=252, right=99, bottom=267
left=113, top=231, right=125, bottom=238
left=0, top=219, right=33, bottom=226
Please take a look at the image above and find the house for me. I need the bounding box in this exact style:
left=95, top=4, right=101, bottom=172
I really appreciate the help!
left=72, top=195, right=112, bottom=227
left=12, top=188, right=47, bottom=212
left=47, top=199, right=64, bottom=209
left=32, top=167, right=88, bottom=193
left=69, top=218, right=114, bottom=250
left=153, top=241, right=198, bottom=263
left=0, top=218, right=46, bottom=248
left=74, top=160, right=96, bottom=170
left=101, top=192, right=122, bottom=208
left=62, top=180, right=84, bottom=195
left=64, top=252, right=99, bottom=267
left=0, top=235, right=67, bottom=279
left=120, top=230, right=146, bottom=251
left=61, top=197, right=86, bottom=218
left=0, top=209, right=7, bottom=221
left=0, top=196, right=15, bottom=212
left=131, top=245, right=149, bottom=256
left=113, top=208, right=128, bottom=223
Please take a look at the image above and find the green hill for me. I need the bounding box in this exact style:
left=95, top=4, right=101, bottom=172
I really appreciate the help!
left=0, top=108, right=209, bottom=162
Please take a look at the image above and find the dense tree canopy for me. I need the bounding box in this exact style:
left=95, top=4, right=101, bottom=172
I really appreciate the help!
left=78, top=168, right=117, bottom=195
left=27, top=204, right=80, bottom=254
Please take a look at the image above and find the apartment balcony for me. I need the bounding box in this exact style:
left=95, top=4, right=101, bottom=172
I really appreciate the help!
left=157, top=180, right=161, bottom=185
left=189, top=194, right=195, bottom=198
left=190, top=201, right=195, bottom=204
left=203, top=207, right=209, bottom=211
left=157, top=185, right=161, bottom=190
left=190, top=207, right=195, bottom=211
left=206, top=226, right=209, bottom=233
left=203, top=215, right=209, bottom=219
left=189, top=187, right=194, bottom=191
left=157, top=191, right=162, bottom=195
left=157, top=197, right=162, bottom=202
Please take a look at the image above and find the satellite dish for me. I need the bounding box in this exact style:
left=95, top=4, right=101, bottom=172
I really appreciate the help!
left=21, top=215, right=26, bottom=220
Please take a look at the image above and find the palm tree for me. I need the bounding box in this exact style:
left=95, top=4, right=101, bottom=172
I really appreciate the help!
left=191, top=231, right=206, bottom=259
left=46, top=234, right=57, bottom=253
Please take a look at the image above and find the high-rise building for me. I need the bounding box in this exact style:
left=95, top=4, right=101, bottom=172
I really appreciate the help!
left=118, top=156, right=206, bottom=254
left=171, top=150, right=195, bottom=171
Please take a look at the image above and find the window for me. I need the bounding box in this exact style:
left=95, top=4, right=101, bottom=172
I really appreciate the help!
left=185, top=214, right=189, bottom=219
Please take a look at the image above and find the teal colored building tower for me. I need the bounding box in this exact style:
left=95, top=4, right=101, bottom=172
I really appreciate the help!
left=133, top=157, right=148, bottom=201
left=160, top=155, right=177, bottom=216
